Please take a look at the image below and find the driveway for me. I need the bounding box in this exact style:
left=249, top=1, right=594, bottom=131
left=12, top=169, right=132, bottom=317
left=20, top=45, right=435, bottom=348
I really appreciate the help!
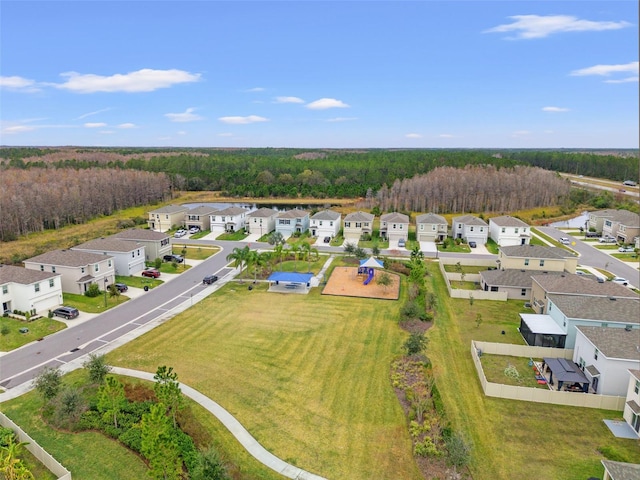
left=419, top=241, right=437, bottom=254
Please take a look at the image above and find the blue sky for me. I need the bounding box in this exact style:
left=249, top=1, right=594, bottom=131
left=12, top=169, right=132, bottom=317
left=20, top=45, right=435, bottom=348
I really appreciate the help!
left=1, top=1, right=638, bottom=148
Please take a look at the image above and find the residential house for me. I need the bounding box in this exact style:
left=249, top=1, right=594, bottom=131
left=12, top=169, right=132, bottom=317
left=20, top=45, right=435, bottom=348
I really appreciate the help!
left=602, top=460, right=640, bottom=480
left=310, top=210, right=341, bottom=239
left=210, top=207, right=249, bottom=234
left=0, top=264, right=63, bottom=315
left=246, top=208, right=278, bottom=237
left=452, top=215, right=488, bottom=244
left=380, top=212, right=409, bottom=243
left=185, top=205, right=218, bottom=232
left=415, top=213, right=448, bottom=243
left=147, top=205, right=188, bottom=232
left=588, top=209, right=640, bottom=243
left=497, top=245, right=578, bottom=274
left=343, top=211, right=374, bottom=242
left=479, top=269, right=564, bottom=300
left=112, top=228, right=171, bottom=262
left=24, top=250, right=115, bottom=295
left=275, top=209, right=310, bottom=237
left=573, top=326, right=640, bottom=396
left=489, top=215, right=530, bottom=246
left=72, top=238, right=146, bottom=276
left=622, top=370, right=640, bottom=437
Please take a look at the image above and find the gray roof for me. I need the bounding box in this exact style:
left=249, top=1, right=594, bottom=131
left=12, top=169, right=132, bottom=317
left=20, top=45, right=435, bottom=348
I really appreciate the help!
left=591, top=209, right=640, bottom=228
left=416, top=213, right=447, bottom=225
left=311, top=209, right=341, bottom=221
left=533, top=274, right=638, bottom=299
left=602, top=460, right=640, bottom=480
left=247, top=207, right=278, bottom=218
left=187, top=205, right=218, bottom=215
left=148, top=204, right=188, bottom=214
left=500, top=244, right=576, bottom=259
left=214, top=206, right=249, bottom=216
left=112, top=229, right=170, bottom=241
left=25, top=249, right=112, bottom=267
left=576, top=326, right=640, bottom=360
left=548, top=294, right=640, bottom=324
left=453, top=214, right=488, bottom=226
left=630, top=370, right=640, bottom=382
left=277, top=209, right=309, bottom=219
left=344, top=211, right=374, bottom=222
left=0, top=264, right=59, bottom=285
left=481, top=269, right=563, bottom=288
left=73, top=237, right=141, bottom=253
left=489, top=215, right=529, bottom=228
left=381, top=212, right=409, bottom=224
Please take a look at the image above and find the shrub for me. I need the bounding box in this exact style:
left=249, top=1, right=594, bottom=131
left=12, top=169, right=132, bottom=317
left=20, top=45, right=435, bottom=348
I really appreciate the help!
left=85, top=283, right=101, bottom=298
left=404, top=332, right=428, bottom=356
left=119, top=425, right=143, bottom=453
left=445, top=432, right=471, bottom=467
left=191, top=447, right=229, bottom=480
left=414, top=437, right=440, bottom=457
left=598, top=445, right=630, bottom=463
left=1, top=325, right=9, bottom=335
left=77, top=410, right=101, bottom=430
left=401, top=301, right=421, bottom=320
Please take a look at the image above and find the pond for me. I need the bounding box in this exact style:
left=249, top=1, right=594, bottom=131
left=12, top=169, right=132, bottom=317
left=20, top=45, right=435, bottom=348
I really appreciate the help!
left=550, top=211, right=590, bottom=228
left=181, top=202, right=336, bottom=212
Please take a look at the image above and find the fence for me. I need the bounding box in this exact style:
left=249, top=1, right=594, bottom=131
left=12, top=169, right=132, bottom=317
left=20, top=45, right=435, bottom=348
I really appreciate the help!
left=438, top=261, right=508, bottom=301
left=471, top=341, right=626, bottom=411
left=0, top=411, right=72, bottom=479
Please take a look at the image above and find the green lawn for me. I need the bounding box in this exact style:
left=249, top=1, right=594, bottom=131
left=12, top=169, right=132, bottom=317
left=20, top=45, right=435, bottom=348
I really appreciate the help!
left=443, top=264, right=487, bottom=274
left=173, top=245, right=219, bottom=260
left=157, top=261, right=191, bottom=274
left=115, top=275, right=162, bottom=290
left=216, top=230, right=248, bottom=241
left=0, top=316, right=66, bottom=350
left=62, top=292, right=130, bottom=314
left=480, top=354, right=548, bottom=389
left=437, top=243, right=471, bottom=253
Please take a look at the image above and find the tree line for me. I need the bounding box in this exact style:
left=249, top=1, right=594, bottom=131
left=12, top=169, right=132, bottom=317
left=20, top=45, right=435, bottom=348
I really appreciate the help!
left=0, top=168, right=170, bottom=241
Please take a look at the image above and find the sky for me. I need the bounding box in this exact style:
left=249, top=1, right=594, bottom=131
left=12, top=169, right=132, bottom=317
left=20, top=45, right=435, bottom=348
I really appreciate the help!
left=1, top=1, right=638, bottom=149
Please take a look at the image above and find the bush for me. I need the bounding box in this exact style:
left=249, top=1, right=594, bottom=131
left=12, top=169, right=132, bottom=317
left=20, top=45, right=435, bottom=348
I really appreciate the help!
left=401, top=301, right=421, bottom=320
left=1, top=325, right=9, bottom=335
left=404, top=332, right=428, bottom=356
left=119, top=425, right=143, bottom=453
left=191, top=447, right=229, bottom=480
left=414, top=437, right=440, bottom=457
left=85, top=283, right=101, bottom=298
left=77, top=410, right=101, bottom=430
left=445, top=432, right=471, bottom=467
left=598, top=445, right=630, bottom=463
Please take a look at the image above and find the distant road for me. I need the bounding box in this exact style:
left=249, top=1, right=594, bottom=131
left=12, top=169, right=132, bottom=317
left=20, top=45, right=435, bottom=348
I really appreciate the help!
left=560, top=173, right=640, bottom=203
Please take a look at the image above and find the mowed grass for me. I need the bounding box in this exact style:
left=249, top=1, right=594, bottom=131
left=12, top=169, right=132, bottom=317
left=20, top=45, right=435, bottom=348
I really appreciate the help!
left=0, top=316, right=66, bottom=350
left=106, top=282, right=422, bottom=480
left=424, top=261, right=640, bottom=480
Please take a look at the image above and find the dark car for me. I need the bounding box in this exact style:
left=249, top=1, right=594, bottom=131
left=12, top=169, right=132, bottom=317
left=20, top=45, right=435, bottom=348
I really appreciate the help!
left=53, top=306, right=79, bottom=319
left=323, top=236, right=331, bottom=243
left=469, top=241, right=477, bottom=248
left=163, top=254, right=184, bottom=263
left=141, top=269, right=161, bottom=278
left=113, top=283, right=128, bottom=292
left=203, top=274, right=219, bottom=285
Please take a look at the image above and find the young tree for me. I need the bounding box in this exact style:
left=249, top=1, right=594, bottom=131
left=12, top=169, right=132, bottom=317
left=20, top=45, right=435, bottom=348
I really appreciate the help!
left=267, top=231, right=285, bottom=246
left=410, top=246, right=424, bottom=262
left=154, top=366, right=183, bottom=429
left=371, top=243, right=381, bottom=257
left=141, top=403, right=182, bottom=480
left=343, top=242, right=356, bottom=256
left=83, top=353, right=112, bottom=384
left=226, top=246, right=250, bottom=282
left=376, top=272, right=392, bottom=292
left=404, top=332, right=428, bottom=356
left=191, top=447, right=229, bottom=480
left=107, top=283, right=121, bottom=304
left=33, top=367, right=62, bottom=402
left=475, top=313, right=483, bottom=329
left=97, top=376, right=126, bottom=428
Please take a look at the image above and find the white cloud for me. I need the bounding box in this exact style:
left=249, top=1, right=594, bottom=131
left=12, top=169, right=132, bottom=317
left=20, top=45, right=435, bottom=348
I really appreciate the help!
left=405, top=133, right=422, bottom=139
left=117, top=123, right=137, bottom=129
left=570, top=61, right=638, bottom=78
left=0, top=75, right=40, bottom=92
left=274, top=96, right=305, bottom=104
left=84, top=122, right=107, bottom=128
left=326, top=117, right=357, bottom=122
left=1, top=125, right=36, bottom=134
left=605, top=76, right=639, bottom=84
left=77, top=108, right=111, bottom=119
left=542, top=106, right=569, bottom=112
left=245, top=87, right=265, bottom=92
left=164, top=108, right=204, bottom=123
left=306, top=98, right=350, bottom=110
left=484, top=15, right=631, bottom=40
left=218, top=115, right=268, bottom=124
left=439, top=134, right=454, bottom=138
left=54, top=68, right=201, bottom=93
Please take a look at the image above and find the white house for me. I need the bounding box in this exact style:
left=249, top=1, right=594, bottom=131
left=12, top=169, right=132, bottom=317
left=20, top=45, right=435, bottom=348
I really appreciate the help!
left=72, top=237, right=146, bottom=276
left=380, top=212, right=409, bottom=243
left=489, top=215, right=530, bottom=246
left=209, top=207, right=249, bottom=234
left=0, top=264, right=63, bottom=315
left=343, top=211, right=374, bottom=242
left=310, top=210, right=341, bottom=239
left=275, top=210, right=310, bottom=237
left=573, top=326, right=640, bottom=396
left=415, top=213, right=448, bottom=243
left=622, top=370, right=640, bottom=437
left=246, top=207, right=278, bottom=237
left=452, top=215, right=488, bottom=244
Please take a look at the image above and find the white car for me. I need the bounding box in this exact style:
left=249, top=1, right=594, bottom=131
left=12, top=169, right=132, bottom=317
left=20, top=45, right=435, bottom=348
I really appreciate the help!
left=611, top=277, right=628, bottom=286
left=618, top=246, right=635, bottom=253
left=559, top=237, right=571, bottom=245
left=174, top=229, right=187, bottom=238
left=188, top=227, right=200, bottom=234
left=598, top=236, right=616, bottom=243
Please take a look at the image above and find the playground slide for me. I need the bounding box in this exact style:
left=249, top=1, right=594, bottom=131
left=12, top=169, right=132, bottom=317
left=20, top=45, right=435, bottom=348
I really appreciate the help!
left=363, top=268, right=374, bottom=285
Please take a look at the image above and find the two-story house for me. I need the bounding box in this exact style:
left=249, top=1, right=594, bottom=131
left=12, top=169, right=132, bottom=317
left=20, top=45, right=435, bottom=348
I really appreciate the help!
left=343, top=211, right=374, bottom=243
left=0, top=264, right=63, bottom=315
left=622, top=370, right=640, bottom=437
left=415, top=213, right=448, bottom=243
left=72, top=238, right=146, bottom=276
left=452, top=215, right=488, bottom=245
left=24, top=250, right=115, bottom=295
left=310, top=210, right=341, bottom=239
left=112, top=228, right=171, bottom=262
left=489, top=215, right=530, bottom=246
left=602, top=210, right=640, bottom=244
left=185, top=205, right=218, bottom=232
left=246, top=207, right=278, bottom=237
left=148, top=205, right=188, bottom=232
left=275, top=210, right=310, bottom=237
left=210, top=207, right=249, bottom=234
left=380, top=212, right=409, bottom=243
left=497, top=245, right=578, bottom=274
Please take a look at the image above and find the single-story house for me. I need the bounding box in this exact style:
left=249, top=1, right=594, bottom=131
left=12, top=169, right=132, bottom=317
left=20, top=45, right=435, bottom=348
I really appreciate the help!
left=497, top=245, right=578, bottom=274
left=489, top=215, right=531, bottom=246
left=0, top=264, right=63, bottom=315
left=246, top=207, right=278, bottom=236
left=452, top=215, right=488, bottom=245
left=185, top=205, right=218, bottom=232
left=148, top=204, right=188, bottom=232
left=72, top=237, right=146, bottom=276
left=210, top=206, right=249, bottom=233
left=415, top=213, right=448, bottom=242
left=112, top=228, right=172, bottom=262
left=380, top=212, right=409, bottom=242
left=24, top=249, right=115, bottom=295
left=573, top=326, right=640, bottom=396
left=622, top=370, right=640, bottom=438
left=343, top=211, right=374, bottom=242
left=480, top=269, right=563, bottom=300
left=275, top=210, right=310, bottom=237
left=310, top=210, right=341, bottom=239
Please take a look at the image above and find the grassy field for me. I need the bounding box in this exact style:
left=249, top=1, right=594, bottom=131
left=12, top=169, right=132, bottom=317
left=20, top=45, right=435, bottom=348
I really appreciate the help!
left=0, top=316, right=66, bottom=350
left=62, top=292, right=130, bottom=313
left=480, top=354, right=548, bottom=389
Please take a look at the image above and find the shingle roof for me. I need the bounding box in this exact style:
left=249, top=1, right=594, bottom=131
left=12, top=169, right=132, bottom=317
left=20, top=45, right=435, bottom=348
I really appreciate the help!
left=381, top=212, right=409, bottom=223
left=591, top=209, right=640, bottom=227
left=453, top=214, right=488, bottom=226
left=112, top=229, right=169, bottom=241
left=25, top=249, right=112, bottom=267
left=247, top=207, right=278, bottom=218
left=344, top=211, right=374, bottom=222
left=602, top=460, right=640, bottom=480
left=630, top=370, right=640, bottom=382
left=576, top=326, right=640, bottom=360
left=311, top=210, right=341, bottom=221
left=0, top=264, right=59, bottom=285
left=480, top=269, right=563, bottom=288
left=533, top=274, right=638, bottom=298
left=148, top=204, right=188, bottom=214
left=73, top=238, right=141, bottom=253
left=187, top=205, right=218, bottom=215
left=416, top=213, right=447, bottom=224
left=214, top=206, right=249, bottom=216
left=489, top=215, right=529, bottom=228
left=548, top=294, right=640, bottom=324
left=277, top=209, right=309, bottom=219
left=500, top=245, right=576, bottom=259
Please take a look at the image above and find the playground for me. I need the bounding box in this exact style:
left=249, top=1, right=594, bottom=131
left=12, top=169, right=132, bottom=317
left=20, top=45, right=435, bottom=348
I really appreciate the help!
left=322, top=266, right=400, bottom=300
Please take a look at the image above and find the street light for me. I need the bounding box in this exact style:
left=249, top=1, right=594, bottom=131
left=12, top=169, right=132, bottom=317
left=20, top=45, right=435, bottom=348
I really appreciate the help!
left=104, top=278, right=108, bottom=308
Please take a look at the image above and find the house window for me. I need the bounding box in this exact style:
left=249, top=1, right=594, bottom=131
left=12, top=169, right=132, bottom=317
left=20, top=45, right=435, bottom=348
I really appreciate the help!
left=458, top=224, right=462, bottom=229
left=35, top=283, right=40, bottom=292
left=2, top=285, right=8, bottom=294
left=355, top=222, right=362, bottom=228
left=515, top=228, right=519, bottom=233
left=132, top=252, right=135, bottom=258
left=345, top=222, right=351, bottom=228
left=594, top=349, right=599, bottom=360
left=49, top=279, right=54, bottom=287
left=52, top=266, right=56, bottom=273
left=330, top=221, right=333, bottom=226
left=108, top=260, right=112, bottom=267
left=501, top=227, right=505, bottom=233
left=578, top=357, right=585, bottom=369
left=635, top=380, right=640, bottom=394
left=137, top=249, right=141, bottom=256
left=95, top=264, right=99, bottom=272
left=524, top=259, right=529, bottom=266
left=319, top=221, right=323, bottom=226
left=81, top=267, right=85, bottom=274
left=539, top=260, right=545, bottom=267
left=40, top=265, right=44, bottom=271
left=490, top=286, right=499, bottom=292
left=165, top=215, right=169, bottom=219
left=521, top=289, right=527, bottom=296
left=420, top=225, right=424, bottom=231
left=470, top=226, right=474, bottom=232
left=480, top=227, right=484, bottom=232
left=432, top=225, right=436, bottom=231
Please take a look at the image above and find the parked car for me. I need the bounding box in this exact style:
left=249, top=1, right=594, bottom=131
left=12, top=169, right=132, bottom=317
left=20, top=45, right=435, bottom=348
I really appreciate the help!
left=468, top=241, right=477, bottom=248
left=174, top=229, right=187, bottom=238
left=53, top=306, right=79, bottom=319
left=398, top=239, right=406, bottom=248
left=203, top=274, right=218, bottom=284
left=611, top=277, right=628, bottom=286
left=113, top=283, right=128, bottom=292
left=323, top=236, right=331, bottom=243
left=141, top=269, right=161, bottom=278
left=598, top=236, right=617, bottom=243
left=559, top=237, right=571, bottom=245
left=163, top=254, right=184, bottom=263
left=618, top=246, right=635, bottom=253
left=188, top=227, right=200, bottom=234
